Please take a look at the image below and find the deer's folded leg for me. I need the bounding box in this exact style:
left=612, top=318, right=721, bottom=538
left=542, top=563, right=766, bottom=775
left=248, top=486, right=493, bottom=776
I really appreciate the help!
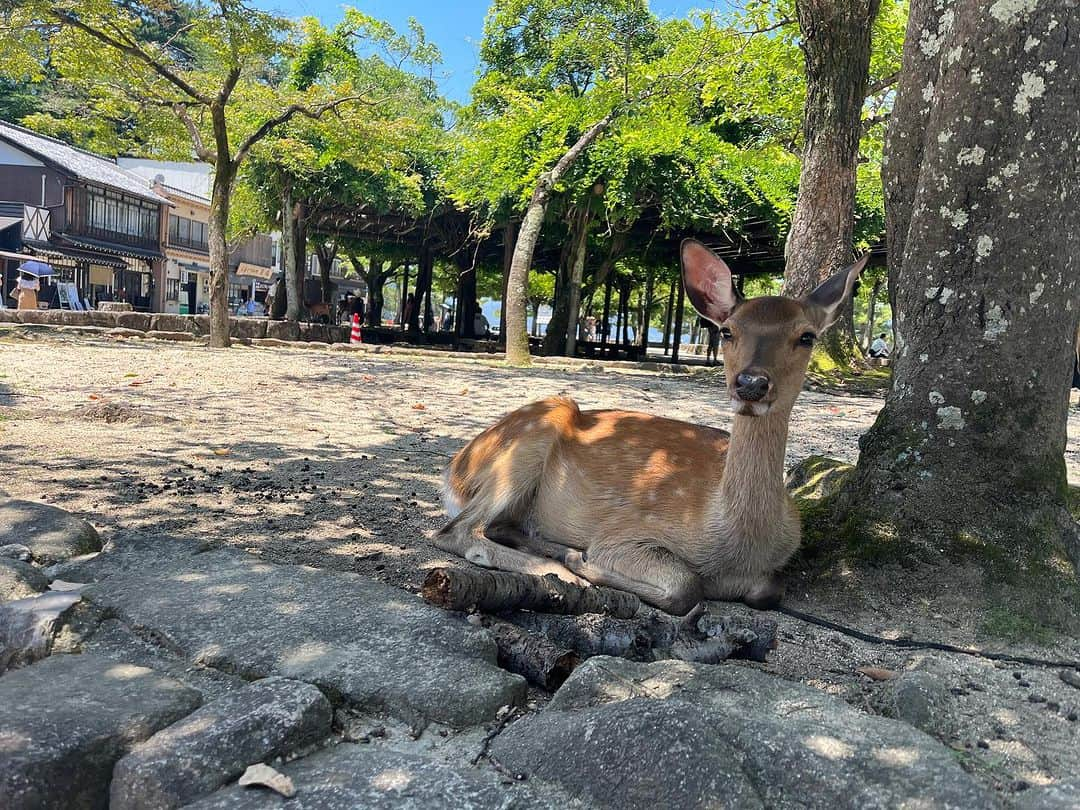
left=563, top=541, right=703, bottom=616
left=433, top=516, right=589, bottom=586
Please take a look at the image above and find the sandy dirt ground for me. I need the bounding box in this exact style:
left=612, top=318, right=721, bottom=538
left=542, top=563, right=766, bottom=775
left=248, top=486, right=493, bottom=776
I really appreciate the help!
left=3, top=331, right=1080, bottom=797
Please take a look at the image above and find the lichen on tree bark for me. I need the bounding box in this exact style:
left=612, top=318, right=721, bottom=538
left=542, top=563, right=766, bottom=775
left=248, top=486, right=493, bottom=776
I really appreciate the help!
left=834, top=0, right=1080, bottom=587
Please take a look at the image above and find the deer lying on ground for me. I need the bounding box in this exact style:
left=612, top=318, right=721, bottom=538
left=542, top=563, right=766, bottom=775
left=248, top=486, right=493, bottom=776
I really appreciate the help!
left=434, top=240, right=866, bottom=614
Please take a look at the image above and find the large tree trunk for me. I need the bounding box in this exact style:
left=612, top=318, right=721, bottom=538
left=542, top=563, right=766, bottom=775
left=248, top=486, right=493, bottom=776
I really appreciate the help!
left=505, top=109, right=620, bottom=366
left=363, top=258, right=387, bottom=328
left=546, top=208, right=590, bottom=356
left=783, top=0, right=881, bottom=365
left=206, top=163, right=234, bottom=348
left=840, top=1, right=1080, bottom=575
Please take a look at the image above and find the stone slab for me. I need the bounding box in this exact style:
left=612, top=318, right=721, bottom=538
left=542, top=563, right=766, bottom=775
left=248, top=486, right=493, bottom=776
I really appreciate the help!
left=1014, top=779, right=1080, bottom=809
left=183, top=743, right=562, bottom=810
left=83, top=549, right=526, bottom=727
left=0, top=498, right=102, bottom=564
left=111, top=677, right=331, bottom=810
left=0, top=654, right=201, bottom=810
left=492, top=657, right=994, bottom=810
left=0, top=557, right=49, bottom=601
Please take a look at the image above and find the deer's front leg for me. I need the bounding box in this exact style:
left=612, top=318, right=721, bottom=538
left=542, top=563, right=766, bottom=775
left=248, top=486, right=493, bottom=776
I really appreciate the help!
left=562, top=541, right=703, bottom=616
left=432, top=514, right=589, bottom=585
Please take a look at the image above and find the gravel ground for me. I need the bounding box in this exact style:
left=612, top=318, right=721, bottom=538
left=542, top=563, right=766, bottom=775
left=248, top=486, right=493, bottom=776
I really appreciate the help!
left=3, top=331, right=1080, bottom=799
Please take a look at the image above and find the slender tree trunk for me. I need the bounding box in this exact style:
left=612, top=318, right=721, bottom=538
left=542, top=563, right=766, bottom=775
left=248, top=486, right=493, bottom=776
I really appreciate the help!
left=560, top=209, right=591, bottom=356
left=671, top=278, right=686, bottom=364
left=505, top=109, right=621, bottom=365
left=499, top=220, right=516, bottom=340
left=542, top=230, right=576, bottom=356
left=784, top=0, right=881, bottom=366
left=363, top=259, right=385, bottom=328
left=840, top=1, right=1080, bottom=583
left=600, top=274, right=613, bottom=352
left=399, top=262, right=410, bottom=327
left=662, top=282, right=675, bottom=354
left=207, top=163, right=234, bottom=348
left=530, top=300, right=541, bottom=336
left=640, top=268, right=654, bottom=350
left=455, top=252, right=477, bottom=339
left=863, top=276, right=883, bottom=351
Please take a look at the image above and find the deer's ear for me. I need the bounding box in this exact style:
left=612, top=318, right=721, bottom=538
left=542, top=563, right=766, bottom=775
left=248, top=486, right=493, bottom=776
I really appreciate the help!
left=804, top=254, right=870, bottom=330
left=681, top=239, right=738, bottom=325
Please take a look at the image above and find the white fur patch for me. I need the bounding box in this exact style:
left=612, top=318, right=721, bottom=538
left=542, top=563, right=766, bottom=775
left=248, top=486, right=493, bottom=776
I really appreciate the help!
left=441, top=468, right=463, bottom=518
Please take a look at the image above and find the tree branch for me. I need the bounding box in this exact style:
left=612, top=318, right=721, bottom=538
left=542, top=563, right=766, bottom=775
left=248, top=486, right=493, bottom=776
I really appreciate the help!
left=171, top=103, right=216, bottom=164
left=867, top=70, right=899, bottom=96
left=232, top=94, right=370, bottom=167
left=51, top=9, right=210, bottom=105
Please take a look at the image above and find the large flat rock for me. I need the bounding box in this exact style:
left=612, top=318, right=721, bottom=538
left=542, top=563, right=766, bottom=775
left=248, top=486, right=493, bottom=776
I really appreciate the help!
left=83, top=549, right=526, bottom=727
left=111, top=677, right=331, bottom=810
left=183, top=743, right=564, bottom=809
left=491, top=657, right=994, bottom=810
left=0, top=499, right=101, bottom=564
left=0, top=653, right=201, bottom=810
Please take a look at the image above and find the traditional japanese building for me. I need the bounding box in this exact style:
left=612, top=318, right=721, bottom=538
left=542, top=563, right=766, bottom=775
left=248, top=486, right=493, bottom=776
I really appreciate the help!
left=0, top=120, right=169, bottom=310
left=119, top=157, right=276, bottom=314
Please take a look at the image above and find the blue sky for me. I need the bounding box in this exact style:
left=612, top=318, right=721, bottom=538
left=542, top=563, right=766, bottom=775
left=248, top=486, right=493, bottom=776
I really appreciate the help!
left=252, top=1, right=736, bottom=103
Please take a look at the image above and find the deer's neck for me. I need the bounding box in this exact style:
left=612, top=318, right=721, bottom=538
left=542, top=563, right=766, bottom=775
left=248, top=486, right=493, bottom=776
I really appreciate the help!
left=722, top=409, right=790, bottom=497
left=704, top=408, right=794, bottom=571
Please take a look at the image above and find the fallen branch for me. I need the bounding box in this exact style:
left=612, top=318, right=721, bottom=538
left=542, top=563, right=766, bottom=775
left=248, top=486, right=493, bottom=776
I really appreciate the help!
left=504, top=605, right=777, bottom=665
left=478, top=617, right=579, bottom=689
left=422, top=567, right=640, bottom=618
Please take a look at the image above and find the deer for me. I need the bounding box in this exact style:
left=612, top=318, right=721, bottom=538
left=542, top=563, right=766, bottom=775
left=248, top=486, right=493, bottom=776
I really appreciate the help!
left=433, top=239, right=866, bottom=615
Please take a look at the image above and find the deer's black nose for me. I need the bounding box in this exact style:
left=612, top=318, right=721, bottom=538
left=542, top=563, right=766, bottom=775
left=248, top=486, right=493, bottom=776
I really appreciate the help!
left=735, top=372, right=770, bottom=401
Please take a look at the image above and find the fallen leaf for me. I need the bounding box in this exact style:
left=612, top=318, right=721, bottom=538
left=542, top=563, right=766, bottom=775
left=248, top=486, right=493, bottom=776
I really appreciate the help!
left=459, top=387, right=469, bottom=396
left=411, top=403, right=426, bottom=410
left=88, top=394, right=101, bottom=400
left=128, top=380, right=150, bottom=386
left=123, top=372, right=138, bottom=378
left=212, top=448, right=230, bottom=456
left=362, top=374, right=376, bottom=382
left=856, top=666, right=897, bottom=681
left=238, top=764, right=295, bottom=798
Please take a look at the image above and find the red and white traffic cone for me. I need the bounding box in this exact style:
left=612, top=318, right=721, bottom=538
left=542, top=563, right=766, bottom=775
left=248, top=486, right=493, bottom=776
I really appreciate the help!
left=350, top=314, right=363, bottom=345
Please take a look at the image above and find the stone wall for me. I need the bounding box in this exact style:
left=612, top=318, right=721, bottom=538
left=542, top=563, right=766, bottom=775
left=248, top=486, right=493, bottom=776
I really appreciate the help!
left=0, top=309, right=349, bottom=344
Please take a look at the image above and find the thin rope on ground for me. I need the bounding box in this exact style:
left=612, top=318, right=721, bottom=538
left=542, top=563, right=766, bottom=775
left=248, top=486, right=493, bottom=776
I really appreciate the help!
left=773, top=605, right=1080, bottom=670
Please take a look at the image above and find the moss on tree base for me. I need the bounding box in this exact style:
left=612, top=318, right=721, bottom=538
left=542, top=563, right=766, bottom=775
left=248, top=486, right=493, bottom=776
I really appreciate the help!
left=786, top=458, right=1080, bottom=644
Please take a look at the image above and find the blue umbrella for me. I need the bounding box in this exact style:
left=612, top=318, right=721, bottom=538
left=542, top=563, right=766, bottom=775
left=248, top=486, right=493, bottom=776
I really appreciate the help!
left=18, top=260, right=53, bottom=277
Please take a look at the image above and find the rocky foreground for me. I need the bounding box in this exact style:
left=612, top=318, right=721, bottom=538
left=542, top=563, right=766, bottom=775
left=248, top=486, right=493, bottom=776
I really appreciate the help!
left=1, top=497, right=1078, bottom=810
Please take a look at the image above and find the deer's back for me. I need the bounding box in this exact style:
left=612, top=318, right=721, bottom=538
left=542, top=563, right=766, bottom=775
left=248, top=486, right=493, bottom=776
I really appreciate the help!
left=447, top=397, right=732, bottom=548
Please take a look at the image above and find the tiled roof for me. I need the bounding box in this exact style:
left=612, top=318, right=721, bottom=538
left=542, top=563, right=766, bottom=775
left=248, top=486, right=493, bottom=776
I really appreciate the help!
left=0, top=120, right=170, bottom=204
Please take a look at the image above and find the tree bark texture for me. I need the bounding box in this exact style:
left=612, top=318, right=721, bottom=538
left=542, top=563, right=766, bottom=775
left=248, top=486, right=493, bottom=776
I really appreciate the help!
left=454, top=252, right=478, bottom=339
left=784, top=0, right=881, bottom=363
left=504, top=109, right=620, bottom=365
left=362, top=258, right=389, bottom=328
left=207, top=164, right=234, bottom=348
left=843, top=0, right=1080, bottom=569
left=422, top=567, right=640, bottom=618
left=547, top=209, right=590, bottom=356
left=499, top=221, right=516, bottom=339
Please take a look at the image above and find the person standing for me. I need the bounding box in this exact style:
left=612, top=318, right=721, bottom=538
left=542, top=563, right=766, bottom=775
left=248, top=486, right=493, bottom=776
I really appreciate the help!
left=9, top=270, right=39, bottom=310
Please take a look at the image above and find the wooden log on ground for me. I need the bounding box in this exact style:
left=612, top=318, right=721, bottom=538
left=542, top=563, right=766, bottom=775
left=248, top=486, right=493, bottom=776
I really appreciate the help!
left=479, top=616, right=580, bottom=689
left=502, top=607, right=778, bottom=665
left=422, top=567, right=640, bottom=618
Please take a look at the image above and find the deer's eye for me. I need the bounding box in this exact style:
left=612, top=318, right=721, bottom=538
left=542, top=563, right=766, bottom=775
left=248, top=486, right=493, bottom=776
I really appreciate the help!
left=719, top=327, right=733, bottom=341
left=798, top=332, right=816, bottom=347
